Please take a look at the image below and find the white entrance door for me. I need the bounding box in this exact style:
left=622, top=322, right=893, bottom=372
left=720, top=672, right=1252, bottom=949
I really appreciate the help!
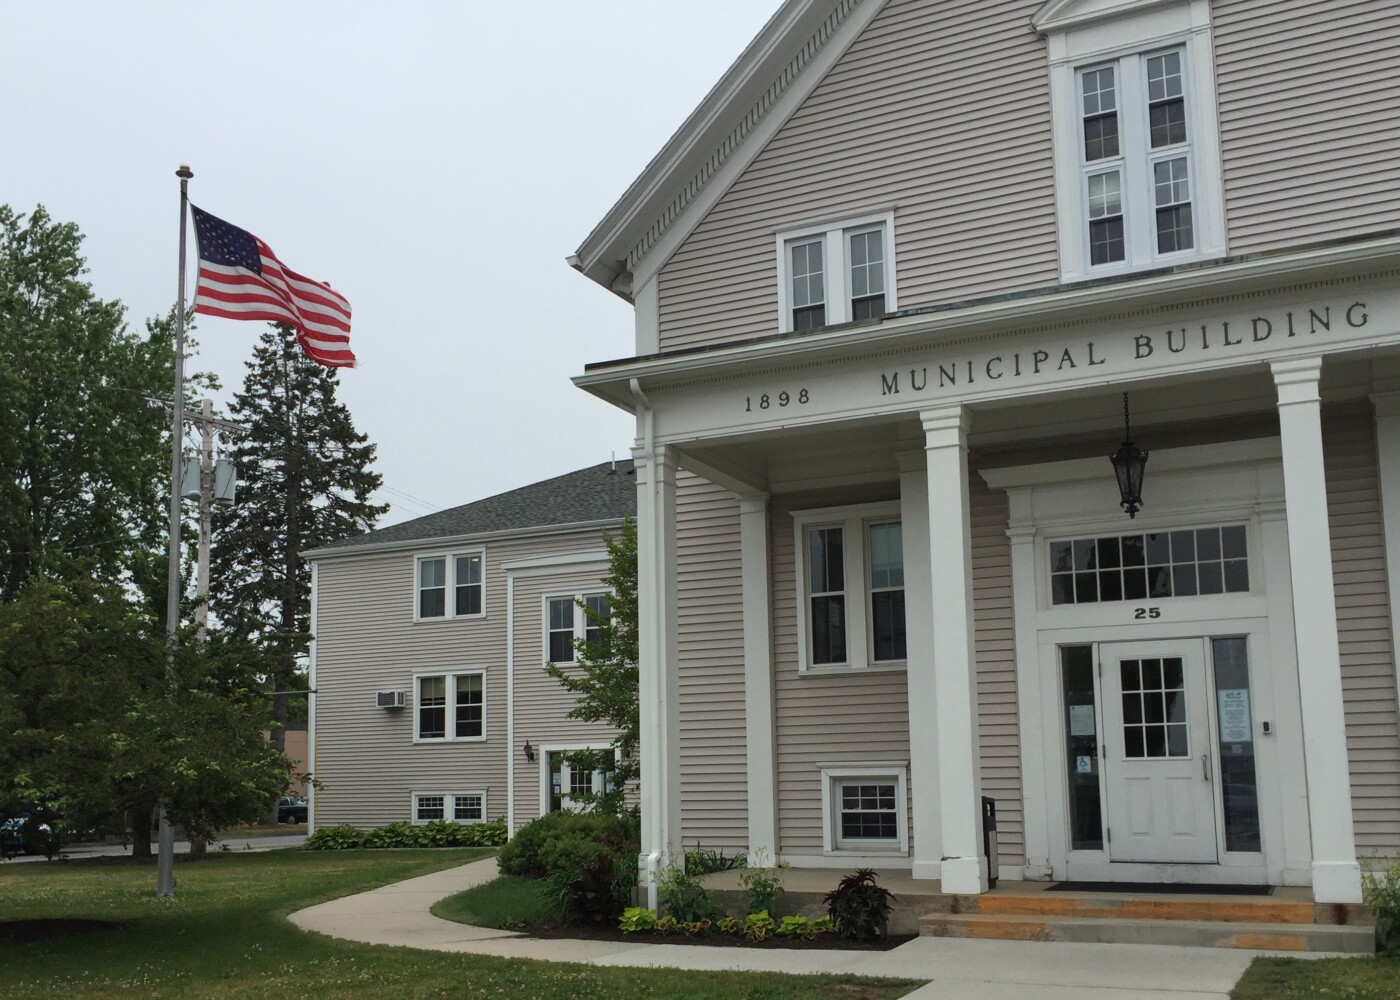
left=1100, top=639, right=1218, bottom=863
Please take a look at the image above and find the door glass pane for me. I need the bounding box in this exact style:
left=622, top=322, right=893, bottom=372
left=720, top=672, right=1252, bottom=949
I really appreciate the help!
left=1061, top=645, right=1103, bottom=850
left=1212, top=637, right=1261, bottom=852
left=1121, top=656, right=1187, bottom=758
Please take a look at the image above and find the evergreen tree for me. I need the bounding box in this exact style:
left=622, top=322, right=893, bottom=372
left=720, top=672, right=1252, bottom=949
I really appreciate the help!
left=211, top=324, right=387, bottom=755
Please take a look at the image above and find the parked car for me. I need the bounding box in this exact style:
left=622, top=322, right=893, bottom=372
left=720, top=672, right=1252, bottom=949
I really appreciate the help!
left=276, top=796, right=307, bottom=824
left=0, top=809, right=58, bottom=858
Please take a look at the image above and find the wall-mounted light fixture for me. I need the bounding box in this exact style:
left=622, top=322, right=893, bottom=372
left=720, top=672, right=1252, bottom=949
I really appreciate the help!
left=522, top=739, right=536, bottom=763
left=1110, top=392, right=1148, bottom=519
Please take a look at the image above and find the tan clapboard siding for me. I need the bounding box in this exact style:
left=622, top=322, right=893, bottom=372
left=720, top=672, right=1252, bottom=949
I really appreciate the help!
left=656, top=0, right=1057, bottom=354
left=676, top=473, right=749, bottom=849
left=312, top=530, right=610, bottom=831
left=1215, top=0, right=1400, bottom=252
left=970, top=468, right=1025, bottom=868
left=1323, top=402, right=1400, bottom=855
left=509, top=567, right=621, bottom=833
left=771, top=484, right=913, bottom=856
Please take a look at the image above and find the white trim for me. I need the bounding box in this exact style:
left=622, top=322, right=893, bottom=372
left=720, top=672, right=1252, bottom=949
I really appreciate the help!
left=506, top=572, right=516, bottom=834
left=501, top=549, right=610, bottom=574
left=537, top=742, right=616, bottom=816
left=307, top=560, right=319, bottom=836
left=819, top=764, right=910, bottom=856
left=775, top=210, right=898, bottom=333
left=410, top=789, right=487, bottom=825
left=303, top=517, right=626, bottom=562
left=1043, top=0, right=1225, bottom=282
left=791, top=500, right=905, bottom=673
left=412, top=548, right=486, bottom=623
left=541, top=588, right=615, bottom=667
left=411, top=668, right=488, bottom=744
left=985, top=439, right=1309, bottom=888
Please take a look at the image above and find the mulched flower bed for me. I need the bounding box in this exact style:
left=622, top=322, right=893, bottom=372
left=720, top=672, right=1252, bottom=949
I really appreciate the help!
left=520, top=923, right=915, bottom=951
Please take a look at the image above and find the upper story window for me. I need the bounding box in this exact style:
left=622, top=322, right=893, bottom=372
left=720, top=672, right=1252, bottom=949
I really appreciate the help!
left=545, top=591, right=611, bottom=665
left=416, top=550, right=485, bottom=620
left=776, top=211, right=896, bottom=333
left=793, top=502, right=906, bottom=672
left=415, top=670, right=486, bottom=742
left=1037, top=0, right=1225, bottom=281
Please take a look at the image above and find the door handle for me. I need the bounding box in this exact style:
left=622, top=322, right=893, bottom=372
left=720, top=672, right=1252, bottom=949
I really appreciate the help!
left=1202, top=753, right=1210, bottom=781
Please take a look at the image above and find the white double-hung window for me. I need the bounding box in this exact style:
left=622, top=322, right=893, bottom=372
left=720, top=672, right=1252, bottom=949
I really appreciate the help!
left=544, top=592, right=611, bottom=665
left=1038, top=0, right=1225, bottom=281
left=793, top=502, right=906, bottom=672
left=776, top=211, right=896, bottom=332
left=415, top=550, right=485, bottom=620
left=414, top=670, right=486, bottom=742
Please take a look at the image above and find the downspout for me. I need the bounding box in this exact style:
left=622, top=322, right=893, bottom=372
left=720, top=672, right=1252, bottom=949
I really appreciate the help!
left=628, top=377, right=662, bottom=908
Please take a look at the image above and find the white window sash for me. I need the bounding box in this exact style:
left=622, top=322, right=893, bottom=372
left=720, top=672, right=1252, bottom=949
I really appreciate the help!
left=412, top=669, right=487, bottom=742
left=414, top=549, right=487, bottom=622
left=775, top=211, right=897, bottom=333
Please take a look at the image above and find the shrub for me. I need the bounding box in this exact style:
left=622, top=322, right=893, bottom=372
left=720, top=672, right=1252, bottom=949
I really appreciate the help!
left=547, top=851, right=631, bottom=924
left=1363, top=860, right=1400, bottom=953
left=776, top=914, right=810, bottom=937
left=497, top=810, right=639, bottom=879
left=738, top=860, right=785, bottom=917
left=656, top=860, right=723, bottom=923
left=743, top=910, right=776, bottom=942
left=684, top=843, right=744, bottom=876
left=461, top=818, right=508, bottom=847
left=360, top=821, right=419, bottom=849
left=304, top=824, right=362, bottom=850
left=619, top=907, right=656, bottom=933
left=824, top=868, right=895, bottom=942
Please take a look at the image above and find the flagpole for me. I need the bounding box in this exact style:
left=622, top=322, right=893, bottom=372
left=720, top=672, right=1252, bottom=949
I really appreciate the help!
left=156, top=164, right=193, bottom=898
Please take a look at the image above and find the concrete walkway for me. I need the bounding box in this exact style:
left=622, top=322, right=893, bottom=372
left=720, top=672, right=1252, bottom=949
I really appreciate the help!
left=289, top=857, right=1329, bottom=999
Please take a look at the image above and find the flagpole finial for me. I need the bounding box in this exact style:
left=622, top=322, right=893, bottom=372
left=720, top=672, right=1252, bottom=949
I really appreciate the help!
left=176, top=164, right=193, bottom=179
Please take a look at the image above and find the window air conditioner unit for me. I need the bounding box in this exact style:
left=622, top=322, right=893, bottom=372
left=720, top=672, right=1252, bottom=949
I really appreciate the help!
left=376, top=690, right=406, bottom=709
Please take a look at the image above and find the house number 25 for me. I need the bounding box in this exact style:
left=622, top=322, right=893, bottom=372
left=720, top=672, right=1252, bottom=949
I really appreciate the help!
left=1133, top=606, right=1162, bottom=620
left=745, top=388, right=809, bottom=412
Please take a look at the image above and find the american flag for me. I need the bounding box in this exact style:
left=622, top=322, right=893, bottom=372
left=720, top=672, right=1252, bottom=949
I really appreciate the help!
left=190, top=205, right=354, bottom=368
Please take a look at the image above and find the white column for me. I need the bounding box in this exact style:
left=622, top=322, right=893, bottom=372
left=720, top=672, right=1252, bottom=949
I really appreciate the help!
left=634, top=443, right=681, bottom=909
left=739, top=493, right=778, bottom=863
left=1272, top=358, right=1362, bottom=904
left=923, top=407, right=988, bottom=894
left=1006, top=521, right=1053, bottom=880
left=306, top=560, right=318, bottom=836
left=1370, top=388, right=1400, bottom=712
left=898, top=451, right=942, bottom=879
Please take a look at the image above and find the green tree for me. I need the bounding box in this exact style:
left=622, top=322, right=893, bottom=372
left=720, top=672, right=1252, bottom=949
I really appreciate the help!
left=211, top=324, right=387, bottom=759
left=545, top=518, right=639, bottom=815
left=0, top=576, right=295, bottom=854
left=0, top=205, right=176, bottom=601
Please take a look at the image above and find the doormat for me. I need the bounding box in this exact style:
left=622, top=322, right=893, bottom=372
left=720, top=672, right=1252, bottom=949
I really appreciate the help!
left=1046, top=881, right=1273, bottom=896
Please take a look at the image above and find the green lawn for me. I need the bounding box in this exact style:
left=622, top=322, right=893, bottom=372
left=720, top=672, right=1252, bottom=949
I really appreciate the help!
left=1233, top=956, right=1400, bottom=999
left=0, top=849, right=918, bottom=999
left=431, top=873, right=556, bottom=928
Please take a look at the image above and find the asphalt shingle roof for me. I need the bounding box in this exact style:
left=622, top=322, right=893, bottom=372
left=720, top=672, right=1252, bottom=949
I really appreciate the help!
left=311, top=459, right=636, bottom=554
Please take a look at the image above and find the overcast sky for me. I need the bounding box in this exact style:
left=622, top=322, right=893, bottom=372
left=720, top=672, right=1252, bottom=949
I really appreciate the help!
left=4, top=2, right=781, bottom=526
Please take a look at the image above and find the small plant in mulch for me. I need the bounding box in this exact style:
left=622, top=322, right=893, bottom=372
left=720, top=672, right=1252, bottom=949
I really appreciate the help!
left=823, top=868, right=895, bottom=943
left=618, top=907, right=656, bottom=934
left=743, top=910, right=777, bottom=942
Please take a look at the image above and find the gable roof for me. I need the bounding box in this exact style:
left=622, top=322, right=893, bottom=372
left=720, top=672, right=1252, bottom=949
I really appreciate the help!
left=569, top=0, right=874, bottom=299
left=305, top=460, right=636, bottom=558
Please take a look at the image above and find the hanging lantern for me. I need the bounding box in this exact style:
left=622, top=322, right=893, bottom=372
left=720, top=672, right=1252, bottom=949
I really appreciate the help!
left=1110, top=392, right=1148, bottom=518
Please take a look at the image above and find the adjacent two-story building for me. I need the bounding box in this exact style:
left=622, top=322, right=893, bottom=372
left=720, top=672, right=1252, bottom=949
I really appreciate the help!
left=570, top=0, right=1400, bottom=905
left=304, top=461, right=633, bottom=835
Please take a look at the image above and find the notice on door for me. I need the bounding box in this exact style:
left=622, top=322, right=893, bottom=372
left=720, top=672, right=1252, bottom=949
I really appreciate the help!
left=1218, top=688, right=1252, bottom=743
left=1069, top=703, right=1096, bottom=737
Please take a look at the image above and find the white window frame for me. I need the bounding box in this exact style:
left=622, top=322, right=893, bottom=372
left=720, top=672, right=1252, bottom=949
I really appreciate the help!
left=411, top=789, right=487, bottom=825
left=539, top=742, right=616, bottom=815
left=775, top=210, right=897, bottom=333
left=413, top=548, right=486, bottom=622
left=1040, top=0, right=1226, bottom=282
left=819, top=764, right=908, bottom=856
left=412, top=668, right=488, bottom=743
left=541, top=589, right=613, bottom=667
left=792, top=501, right=905, bottom=673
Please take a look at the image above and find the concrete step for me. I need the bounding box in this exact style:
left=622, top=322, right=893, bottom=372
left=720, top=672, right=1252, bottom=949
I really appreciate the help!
left=919, top=911, right=1376, bottom=953
left=967, top=893, right=1329, bottom=925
